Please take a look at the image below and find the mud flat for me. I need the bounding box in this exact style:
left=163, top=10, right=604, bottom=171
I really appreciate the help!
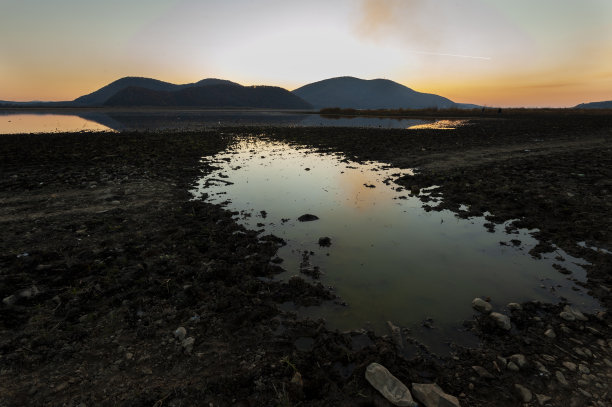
left=1, top=112, right=611, bottom=406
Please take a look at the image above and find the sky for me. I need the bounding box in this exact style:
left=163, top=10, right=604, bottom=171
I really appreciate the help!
left=1, top=0, right=611, bottom=107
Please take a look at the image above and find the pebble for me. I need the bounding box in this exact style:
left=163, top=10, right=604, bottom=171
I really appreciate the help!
left=174, top=327, right=186, bottom=341
left=182, top=337, right=195, bottom=353
left=544, top=328, right=556, bottom=339
left=514, top=384, right=532, bottom=403
left=507, top=302, right=522, bottom=311
left=2, top=295, right=17, bottom=306
left=562, top=361, right=577, bottom=371
left=472, top=366, right=495, bottom=379
left=555, top=371, right=568, bottom=386
left=542, top=354, right=556, bottom=362
left=534, top=361, right=549, bottom=374
left=490, top=312, right=511, bottom=330
left=507, top=362, right=519, bottom=371
left=578, top=364, right=590, bottom=374
left=536, top=394, right=552, bottom=405
left=472, top=297, right=492, bottom=313
left=509, top=354, right=527, bottom=368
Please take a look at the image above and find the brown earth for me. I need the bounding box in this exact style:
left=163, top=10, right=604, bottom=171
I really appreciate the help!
left=1, top=112, right=611, bottom=406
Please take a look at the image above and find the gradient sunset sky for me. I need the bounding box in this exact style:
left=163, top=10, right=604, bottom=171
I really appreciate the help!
left=2, top=0, right=611, bottom=107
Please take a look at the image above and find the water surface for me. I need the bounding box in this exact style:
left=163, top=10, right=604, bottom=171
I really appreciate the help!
left=192, top=136, right=599, bottom=351
left=0, top=110, right=462, bottom=133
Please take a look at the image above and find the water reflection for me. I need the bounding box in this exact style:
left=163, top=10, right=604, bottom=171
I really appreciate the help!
left=0, top=110, right=460, bottom=133
left=0, top=112, right=115, bottom=134
left=192, top=136, right=599, bottom=352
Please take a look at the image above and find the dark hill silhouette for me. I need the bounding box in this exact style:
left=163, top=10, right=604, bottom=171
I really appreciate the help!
left=73, top=77, right=238, bottom=106
left=104, top=84, right=312, bottom=109
left=293, top=76, right=461, bottom=109
left=574, top=100, right=612, bottom=109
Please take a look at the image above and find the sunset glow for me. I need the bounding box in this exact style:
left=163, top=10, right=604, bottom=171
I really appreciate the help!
left=2, top=0, right=611, bottom=107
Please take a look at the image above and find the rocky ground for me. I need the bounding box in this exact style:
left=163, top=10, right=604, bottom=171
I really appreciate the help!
left=1, top=112, right=611, bottom=406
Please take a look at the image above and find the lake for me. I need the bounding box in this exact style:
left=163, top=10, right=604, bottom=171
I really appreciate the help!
left=0, top=110, right=465, bottom=133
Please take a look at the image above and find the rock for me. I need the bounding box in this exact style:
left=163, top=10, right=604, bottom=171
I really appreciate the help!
left=386, top=321, right=405, bottom=352
left=490, top=312, right=511, bottom=330
left=318, top=237, right=331, bottom=247
left=471, top=298, right=492, bottom=313
left=562, top=361, right=577, bottom=372
left=507, top=362, right=519, bottom=372
left=603, top=358, right=612, bottom=368
left=555, top=371, right=568, bottom=386
left=544, top=328, right=556, bottom=338
left=509, top=354, right=527, bottom=368
left=496, top=356, right=507, bottom=368
left=578, top=364, right=590, bottom=374
left=365, top=363, right=417, bottom=407
left=174, top=327, right=186, bottom=340
left=534, top=361, right=549, bottom=374
left=472, top=366, right=494, bottom=379
left=2, top=295, right=17, bottom=306
left=514, top=384, right=532, bottom=403
left=19, top=285, right=40, bottom=298
left=560, top=305, right=588, bottom=322
left=182, top=337, right=195, bottom=353
left=411, top=383, right=461, bottom=407
left=536, top=394, right=552, bottom=405
left=298, top=214, right=319, bottom=222
left=507, top=303, right=522, bottom=311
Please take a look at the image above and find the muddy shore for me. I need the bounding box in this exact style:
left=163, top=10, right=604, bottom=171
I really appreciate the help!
left=1, top=113, right=611, bottom=406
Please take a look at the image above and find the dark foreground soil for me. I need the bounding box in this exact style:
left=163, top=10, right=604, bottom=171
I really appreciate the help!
left=1, top=112, right=611, bottom=406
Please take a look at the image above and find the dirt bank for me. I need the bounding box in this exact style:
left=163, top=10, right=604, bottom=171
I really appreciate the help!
left=1, top=112, right=611, bottom=406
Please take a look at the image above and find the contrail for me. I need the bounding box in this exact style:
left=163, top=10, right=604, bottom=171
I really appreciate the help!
left=407, top=50, right=491, bottom=60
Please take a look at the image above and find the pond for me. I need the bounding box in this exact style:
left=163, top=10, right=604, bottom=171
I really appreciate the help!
left=191, top=136, right=599, bottom=353
left=0, top=110, right=464, bottom=133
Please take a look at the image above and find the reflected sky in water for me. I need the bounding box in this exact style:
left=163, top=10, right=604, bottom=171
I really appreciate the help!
left=0, top=110, right=466, bottom=133
left=191, top=136, right=600, bottom=352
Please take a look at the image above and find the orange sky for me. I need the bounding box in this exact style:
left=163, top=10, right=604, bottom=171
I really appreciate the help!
left=1, top=0, right=611, bottom=107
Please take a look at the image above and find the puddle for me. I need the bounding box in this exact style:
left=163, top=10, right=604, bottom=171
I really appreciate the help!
left=191, top=136, right=599, bottom=353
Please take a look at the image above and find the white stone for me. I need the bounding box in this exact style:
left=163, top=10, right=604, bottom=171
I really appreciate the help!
left=411, top=383, right=461, bottom=407
left=365, top=363, right=417, bottom=406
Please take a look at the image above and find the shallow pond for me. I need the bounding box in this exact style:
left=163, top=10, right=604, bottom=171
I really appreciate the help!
left=192, top=136, right=598, bottom=352
left=0, top=110, right=463, bottom=133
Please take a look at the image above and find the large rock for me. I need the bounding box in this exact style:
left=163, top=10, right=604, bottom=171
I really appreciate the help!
left=490, top=312, right=512, bottom=330
left=411, top=383, right=461, bottom=407
left=365, top=363, right=417, bottom=406
left=471, top=298, right=492, bottom=313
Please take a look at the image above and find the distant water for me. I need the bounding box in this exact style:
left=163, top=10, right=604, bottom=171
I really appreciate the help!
left=0, top=110, right=464, bottom=133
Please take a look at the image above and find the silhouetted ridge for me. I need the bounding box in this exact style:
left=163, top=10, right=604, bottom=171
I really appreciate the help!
left=104, top=84, right=312, bottom=109
left=574, top=100, right=612, bottom=109
left=293, top=76, right=459, bottom=109
left=73, top=77, right=239, bottom=106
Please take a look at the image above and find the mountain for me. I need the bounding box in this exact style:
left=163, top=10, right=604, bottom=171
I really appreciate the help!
left=104, top=84, right=312, bottom=109
left=73, top=77, right=239, bottom=106
left=293, top=76, right=461, bottom=109
left=574, top=100, right=612, bottom=109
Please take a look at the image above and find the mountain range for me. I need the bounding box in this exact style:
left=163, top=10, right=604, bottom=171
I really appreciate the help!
left=574, top=100, right=612, bottom=109
left=2, top=76, right=484, bottom=109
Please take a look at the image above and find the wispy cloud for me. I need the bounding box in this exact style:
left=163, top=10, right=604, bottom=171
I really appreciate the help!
left=405, top=50, right=491, bottom=60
